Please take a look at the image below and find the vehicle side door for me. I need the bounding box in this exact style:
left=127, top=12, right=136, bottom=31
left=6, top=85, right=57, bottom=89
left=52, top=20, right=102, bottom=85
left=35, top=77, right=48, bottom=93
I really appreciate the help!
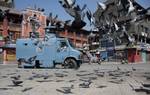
left=55, top=40, right=69, bottom=63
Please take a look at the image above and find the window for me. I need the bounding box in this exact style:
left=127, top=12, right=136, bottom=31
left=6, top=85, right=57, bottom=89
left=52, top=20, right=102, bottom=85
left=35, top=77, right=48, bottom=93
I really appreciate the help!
left=60, top=41, right=68, bottom=48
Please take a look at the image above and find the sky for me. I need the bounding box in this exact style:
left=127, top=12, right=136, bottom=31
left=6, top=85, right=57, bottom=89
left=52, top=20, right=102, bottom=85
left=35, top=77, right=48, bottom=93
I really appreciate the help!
left=14, top=0, right=99, bottom=18
left=14, top=0, right=150, bottom=30
left=14, top=0, right=105, bottom=30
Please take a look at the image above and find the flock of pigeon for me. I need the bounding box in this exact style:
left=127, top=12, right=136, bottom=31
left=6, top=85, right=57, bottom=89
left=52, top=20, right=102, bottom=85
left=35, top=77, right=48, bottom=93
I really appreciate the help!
left=57, top=0, right=150, bottom=46
left=0, top=65, right=150, bottom=94
left=1, top=0, right=149, bottom=46
left=93, top=0, right=149, bottom=46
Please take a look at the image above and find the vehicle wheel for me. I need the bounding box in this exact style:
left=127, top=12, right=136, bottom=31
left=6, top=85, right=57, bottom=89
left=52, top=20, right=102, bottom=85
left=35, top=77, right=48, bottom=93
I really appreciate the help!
left=64, top=58, right=78, bottom=69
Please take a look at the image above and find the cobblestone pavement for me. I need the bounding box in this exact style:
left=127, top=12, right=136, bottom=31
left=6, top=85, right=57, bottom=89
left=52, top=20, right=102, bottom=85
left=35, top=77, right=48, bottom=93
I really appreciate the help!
left=0, top=62, right=150, bottom=95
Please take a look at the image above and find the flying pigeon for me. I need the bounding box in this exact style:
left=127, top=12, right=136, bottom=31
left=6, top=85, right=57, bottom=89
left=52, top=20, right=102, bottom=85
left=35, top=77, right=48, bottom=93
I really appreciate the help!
left=86, top=9, right=94, bottom=25
left=97, top=1, right=107, bottom=10
left=66, top=0, right=76, bottom=7
left=59, top=0, right=70, bottom=8
left=88, top=32, right=96, bottom=37
left=120, top=0, right=129, bottom=11
left=27, top=56, right=37, bottom=63
left=127, top=0, right=135, bottom=15
left=81, top=4, right=87, bottom=12
left=59, top=0, right=86, bottom=29
left=117, top=0, right=121, bottom=6
left=48, top=12, right=52, bottom=23
left=48, top=13, right=59, bottom=26
left=114, top=22, right=119, bottom=31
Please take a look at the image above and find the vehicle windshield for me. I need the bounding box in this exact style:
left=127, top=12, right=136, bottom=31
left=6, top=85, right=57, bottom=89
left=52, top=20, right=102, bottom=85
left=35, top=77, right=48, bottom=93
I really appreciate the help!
left=68, top=40, right=75, bottom=48
left=60, top=41, right=68, bottom=48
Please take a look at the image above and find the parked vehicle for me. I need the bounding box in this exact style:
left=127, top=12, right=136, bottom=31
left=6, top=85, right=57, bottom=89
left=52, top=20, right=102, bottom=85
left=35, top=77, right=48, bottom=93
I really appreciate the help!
left=16, top=27, right=82, bottom=69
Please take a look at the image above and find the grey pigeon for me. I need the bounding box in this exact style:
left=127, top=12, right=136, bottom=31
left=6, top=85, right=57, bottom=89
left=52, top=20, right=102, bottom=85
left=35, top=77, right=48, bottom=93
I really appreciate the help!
left=132, top=67, right=136, bottom=71
left=12, top=80, right=23, bottom=86
left=56, top=85, right=74, bottom=94
left=22, top=87, right=33, bottom=92
left=79, top=80, right=92, bottom=88
left=10, top=75, right=21, bottom=80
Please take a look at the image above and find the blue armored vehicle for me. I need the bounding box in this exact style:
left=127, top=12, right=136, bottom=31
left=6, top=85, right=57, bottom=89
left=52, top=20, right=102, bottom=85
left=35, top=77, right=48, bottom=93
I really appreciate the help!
left=16, top=27, right=82, bottom=69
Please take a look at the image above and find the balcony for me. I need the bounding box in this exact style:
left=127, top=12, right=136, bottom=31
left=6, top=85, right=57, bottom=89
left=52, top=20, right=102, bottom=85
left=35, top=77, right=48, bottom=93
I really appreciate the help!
left=0, top=22, right=21, bottom=32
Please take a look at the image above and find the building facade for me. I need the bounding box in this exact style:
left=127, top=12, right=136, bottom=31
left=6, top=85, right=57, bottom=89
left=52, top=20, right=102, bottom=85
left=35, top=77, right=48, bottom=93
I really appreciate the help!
left=21, top=8, right=46, bottom=38
left=0, top=4, right=89, bottom=62
left=0, top=0, right=22, bottom=62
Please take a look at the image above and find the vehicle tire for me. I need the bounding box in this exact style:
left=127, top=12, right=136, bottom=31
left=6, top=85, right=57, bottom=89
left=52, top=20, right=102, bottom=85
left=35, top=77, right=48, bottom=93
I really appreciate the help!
left=64, top=58, right=78, bottom=69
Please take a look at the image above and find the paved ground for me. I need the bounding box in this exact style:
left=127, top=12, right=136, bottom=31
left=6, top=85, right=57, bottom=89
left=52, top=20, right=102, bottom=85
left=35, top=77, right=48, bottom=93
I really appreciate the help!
left=0, top=63, right=150, bottom=95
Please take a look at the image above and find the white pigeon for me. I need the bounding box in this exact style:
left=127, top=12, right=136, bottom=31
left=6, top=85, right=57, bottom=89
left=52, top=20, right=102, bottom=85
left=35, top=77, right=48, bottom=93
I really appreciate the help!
left=128, top=36, right=135, bottom=42
left=105, top=18, right=110, bottom=25
left=128, top=0, right=135, bottom=14
left=98, top=1, right=106, bottom=10
left=66, top=0, right=76, bottom=6
left=117, top=0, right=121, bottom=6
left=89, top=32, right=95, bottom=37
left=90, top=18, right=94, bottom=25
left=122, top=25, right=126, bottom=32
left=131, top=16, right=137, bottom=22
left=114, top=22, right=119, bottom=31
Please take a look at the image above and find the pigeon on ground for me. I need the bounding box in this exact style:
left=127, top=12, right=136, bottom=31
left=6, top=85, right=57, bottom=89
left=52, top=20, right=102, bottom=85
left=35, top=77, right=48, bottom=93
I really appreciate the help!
left=132, top=67, right=136, bottom=71
left=12, top=80, right=23, bottom=86
left=56, top=85, right=74, bottom=94
left=10, top=75, right=21, bottom=80
left=117, top=66, right=121, bottom=71
left=79, top=80, right=92, bottom=88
